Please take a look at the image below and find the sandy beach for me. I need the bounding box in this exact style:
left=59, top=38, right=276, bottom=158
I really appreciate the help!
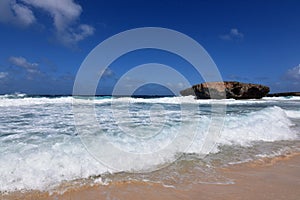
left=1, top=0, right=300, bottom=199
left=2, top=153, right=299, bottom=200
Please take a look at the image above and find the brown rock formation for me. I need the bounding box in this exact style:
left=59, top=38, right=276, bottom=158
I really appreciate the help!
left=180, top=81, right=270, bottom=99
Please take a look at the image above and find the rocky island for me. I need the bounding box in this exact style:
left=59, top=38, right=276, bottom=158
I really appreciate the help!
left=180, top=81, right=270, bottom=99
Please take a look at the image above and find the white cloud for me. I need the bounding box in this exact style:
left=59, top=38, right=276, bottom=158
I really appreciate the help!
left=166, top=82, right=189, bottom=94
left=0, top=0, right=36, bottom=27
left=220, top=28, right=244, bottom=41
left=20, top=0, right=82, bottom=31
left=12, top=2, right=36, bottom=26
left=73, top=24, right=95, bottom=42
left=285, top=64, right=300, bottom=81
left=0, top=0, right=94, bottom=46
left=20, top=0, right=95, bottom=46
left=100, top=68, right=115, bottom=77
left=9, top=56, right=39, bottom=73
left=58, top=24, right=95, bottom=46
left=0, top=72, right=8, bottom=79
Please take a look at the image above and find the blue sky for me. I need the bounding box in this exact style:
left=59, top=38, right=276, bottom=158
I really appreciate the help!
left=0, top=0, right=299, bottom=95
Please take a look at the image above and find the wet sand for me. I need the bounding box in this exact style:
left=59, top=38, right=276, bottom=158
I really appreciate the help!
left=2, top=154, right=300, bottom=200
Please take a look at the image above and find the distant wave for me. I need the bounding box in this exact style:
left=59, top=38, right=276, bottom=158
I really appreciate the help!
left=1, top=95, right=300, bottom=107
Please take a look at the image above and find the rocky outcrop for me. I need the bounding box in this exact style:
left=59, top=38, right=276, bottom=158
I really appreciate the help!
left=180, top=81, right=270, bottom=99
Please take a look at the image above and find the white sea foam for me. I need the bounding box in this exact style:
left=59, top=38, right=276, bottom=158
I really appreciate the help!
left=219, top=106, right=297, bottom=145
left=0, top=97, right=74, bottom=107
left=285, top=110, right=300, bottom=118
left=187, top=106, right=298, bottom=153
left=0, top=92, right=27, bottom=99
left=263, top=96, right=300, bottom=101
left=0, top=96, right=299, bottom=192
left=0, top=138, right=110, bottom=192
left=255, top=146, right=296, bottom=159
left=1, top=95, right=299, bottom=107
left=104, top=96, right=271, bottom=105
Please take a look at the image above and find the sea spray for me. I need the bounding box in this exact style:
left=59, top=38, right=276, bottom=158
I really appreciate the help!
left=0, top=95, right=299, bottom=191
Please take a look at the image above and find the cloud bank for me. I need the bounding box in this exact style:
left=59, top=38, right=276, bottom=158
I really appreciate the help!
left=9, top=56, right=39, bottom=74
left=0, top=0, right=95, bottom=46
left=0, top=0, right=36, bottom=26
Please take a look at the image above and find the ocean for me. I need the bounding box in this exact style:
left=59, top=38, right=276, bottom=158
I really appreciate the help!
left=0, top=94, right=299, bottom=193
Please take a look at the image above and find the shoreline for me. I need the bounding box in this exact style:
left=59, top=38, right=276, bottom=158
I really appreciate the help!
left=2, top=153, right=300, bottom=200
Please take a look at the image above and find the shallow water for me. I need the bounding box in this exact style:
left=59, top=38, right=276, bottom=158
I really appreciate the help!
left=0, top=94, right=299, bottom=192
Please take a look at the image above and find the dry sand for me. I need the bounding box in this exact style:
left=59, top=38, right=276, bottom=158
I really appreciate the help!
left=2, top=154, right=300, bottom=200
